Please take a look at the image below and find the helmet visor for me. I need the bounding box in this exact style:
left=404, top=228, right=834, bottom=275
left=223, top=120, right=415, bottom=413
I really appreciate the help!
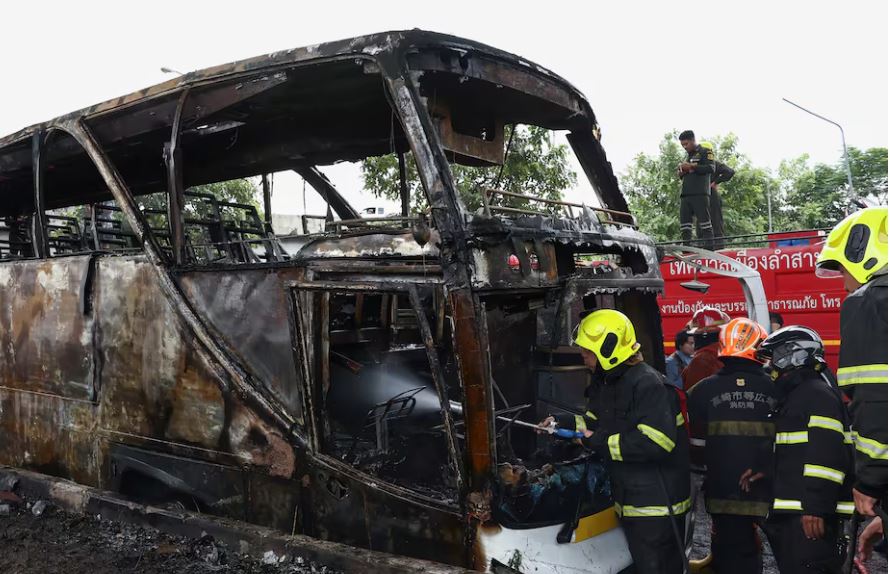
left=815, top=266, right=842, bottom=279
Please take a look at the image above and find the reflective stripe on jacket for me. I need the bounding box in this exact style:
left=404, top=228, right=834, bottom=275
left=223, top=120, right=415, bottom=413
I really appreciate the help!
left=687, top=357, right=778, bottom=517
left=771, top=369, right=854, bottom=517
left=585, top=362, right=691, bottom=517
left=838, top=272, right=888, bottom=498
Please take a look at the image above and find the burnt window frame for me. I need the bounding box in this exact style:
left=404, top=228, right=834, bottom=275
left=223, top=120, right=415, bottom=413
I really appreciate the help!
left=288, top=279, right=463, bottom=508
left=400, top=46, right=631, bottom=220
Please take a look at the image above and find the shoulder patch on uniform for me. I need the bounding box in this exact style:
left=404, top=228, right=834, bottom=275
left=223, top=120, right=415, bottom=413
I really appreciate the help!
left=736, top=378, right=746, bottom=387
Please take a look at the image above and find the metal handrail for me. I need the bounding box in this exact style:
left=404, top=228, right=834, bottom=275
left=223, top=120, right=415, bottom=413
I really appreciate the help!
left=326, top=216, right=420, bottom=233
left=658, top=228, right=832, bottom=252
left=656, top=227, right=831, bottom=246
left=482, top=188, right=636, bottom=227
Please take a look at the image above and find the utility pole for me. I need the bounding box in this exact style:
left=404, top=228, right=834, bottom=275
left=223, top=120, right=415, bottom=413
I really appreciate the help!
left=782, top=98, right=854, bottom=212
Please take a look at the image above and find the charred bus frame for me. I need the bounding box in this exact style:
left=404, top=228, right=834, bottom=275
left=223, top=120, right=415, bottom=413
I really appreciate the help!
left=0, top=30, right=665, bottom=571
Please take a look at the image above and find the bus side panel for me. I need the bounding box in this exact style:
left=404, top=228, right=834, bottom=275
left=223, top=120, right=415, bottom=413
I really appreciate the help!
left=95, top=256, right=227, bottom=448
left=93, top=256, right=299, bottom=528
left=0, top=256, right=98, bottom=484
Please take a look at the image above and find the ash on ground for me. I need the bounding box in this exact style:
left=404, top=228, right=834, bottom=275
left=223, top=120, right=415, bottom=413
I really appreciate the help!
left=0, top=490, right=339, bottom=574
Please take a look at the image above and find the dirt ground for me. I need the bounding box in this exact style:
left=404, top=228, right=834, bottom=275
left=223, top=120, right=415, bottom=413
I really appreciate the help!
left=0, top=487, right=885, bottom=573
left=0, top=496, right=340, bottom=574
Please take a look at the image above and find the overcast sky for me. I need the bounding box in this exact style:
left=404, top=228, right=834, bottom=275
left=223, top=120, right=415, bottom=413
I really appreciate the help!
left=3, top=1, right=886, bottom=217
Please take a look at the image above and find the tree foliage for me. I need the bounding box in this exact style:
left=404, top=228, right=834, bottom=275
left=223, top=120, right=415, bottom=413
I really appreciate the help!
left=778, top=147, right=888, bottom=229
left=361, top=125, right=576, bottom=212
left=622, top=130, right=887, bottom=241
left=191, top=179, right=261, bottom=208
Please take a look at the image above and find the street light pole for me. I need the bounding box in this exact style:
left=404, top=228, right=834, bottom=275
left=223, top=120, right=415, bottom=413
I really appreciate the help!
left=160, top=67, right=184, bottom=75
left=766, top=181, right=773, bottom=232
left=782, top=98, right=855, bottom=209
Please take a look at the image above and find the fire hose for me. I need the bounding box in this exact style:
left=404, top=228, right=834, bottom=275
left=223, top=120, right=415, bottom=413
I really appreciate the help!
left=497, top=416, right=585, bottom=439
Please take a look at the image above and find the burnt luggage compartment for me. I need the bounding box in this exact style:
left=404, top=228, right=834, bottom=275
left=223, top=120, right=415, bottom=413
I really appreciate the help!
left=0, top=30, right=665, bottom=571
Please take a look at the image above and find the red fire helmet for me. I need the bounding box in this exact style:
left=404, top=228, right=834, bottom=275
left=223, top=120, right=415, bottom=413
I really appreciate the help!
left=686, top=306, right=731, bottom=334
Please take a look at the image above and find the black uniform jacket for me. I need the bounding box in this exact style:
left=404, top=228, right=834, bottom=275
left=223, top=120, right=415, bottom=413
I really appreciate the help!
left=572, top=362, right=691, bottom=518
left=837, top=270, right=888, bottom=499
left=688, top=357, right=778, bottom=517
left=712, top=161, right=735, bottom=186
left=771, top=369, right=854, bottom=518
left=680, top=144, right=715, bottom=197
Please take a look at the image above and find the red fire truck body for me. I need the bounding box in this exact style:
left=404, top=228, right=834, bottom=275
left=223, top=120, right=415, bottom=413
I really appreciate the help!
left=659, top=231, right=847, bottom=371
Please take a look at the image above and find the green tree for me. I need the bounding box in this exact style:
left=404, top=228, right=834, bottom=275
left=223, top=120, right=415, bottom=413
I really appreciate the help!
left=361, top=125, right=576, bottom=212
left=190, top=179, right=261, bottom=208
left=619, top=132, right=686, bottom=241
left=621, top=131, right=773, bottom=242
left=779, top=147, right=888, bottom=229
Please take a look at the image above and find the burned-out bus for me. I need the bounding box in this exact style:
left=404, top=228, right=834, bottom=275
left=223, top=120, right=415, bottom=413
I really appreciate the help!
left=0, top=31, right=667, bottom=572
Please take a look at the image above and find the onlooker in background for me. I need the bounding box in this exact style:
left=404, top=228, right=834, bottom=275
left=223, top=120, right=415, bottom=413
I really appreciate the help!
left=665, top=330, right=694, bottom=389
left=682, top=307, right=730, bottom=391
left=677, top=130, right=716, bottom=249
left=769, top=312, right=784, bottom=333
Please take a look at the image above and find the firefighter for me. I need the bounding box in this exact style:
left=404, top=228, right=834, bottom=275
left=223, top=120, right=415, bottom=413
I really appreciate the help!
left=560, top=309, right=690, bottom=573
left=678, top=130, right=716, bottom=249
left=682, top=307, right=731, bottom=391
left=815, top=206, right=888, bottom=523
left=756, top=326, right=854, bottom=573
left=687, top=317, right=777, bottom=574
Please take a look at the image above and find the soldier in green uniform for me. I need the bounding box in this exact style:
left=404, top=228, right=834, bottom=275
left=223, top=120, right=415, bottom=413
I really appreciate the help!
left=677, top=130, right=715, bottom=249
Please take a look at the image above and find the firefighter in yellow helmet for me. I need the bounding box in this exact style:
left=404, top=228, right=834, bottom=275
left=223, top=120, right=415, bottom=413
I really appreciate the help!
left=815, top=207, right=888, bottom=532
left=568, top=309, right=691, bottom=573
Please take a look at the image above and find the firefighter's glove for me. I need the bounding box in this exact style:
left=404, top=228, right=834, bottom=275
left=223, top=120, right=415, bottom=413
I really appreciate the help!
left=584, top=428, right=609, bottom=453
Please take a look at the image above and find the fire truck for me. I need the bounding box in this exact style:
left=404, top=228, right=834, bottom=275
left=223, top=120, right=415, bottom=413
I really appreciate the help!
left=659, top=230, right=847, bottom=371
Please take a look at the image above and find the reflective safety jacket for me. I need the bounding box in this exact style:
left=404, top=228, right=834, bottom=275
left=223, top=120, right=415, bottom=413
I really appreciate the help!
left=837, top=271, right=888, bottom=499
left=575, top=361, right=691, bottom=518
left=770, top=369, right=854, bottom=517
left=687, top=358, right=778, bottom=517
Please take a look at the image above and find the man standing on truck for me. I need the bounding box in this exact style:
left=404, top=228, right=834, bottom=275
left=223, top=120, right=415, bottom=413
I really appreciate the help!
left=687, top=318, right=776, bottom=574
left=756, top=326, right=854, bottom=572
left=815, top=207, right=888, bottom=533
left=682, top=307, right=731, bottom=391
left=677, top=130, right=716, bottom=249
left=697, top=143, right=735, bottom=250
left=565, top=309, right=690, bottom=573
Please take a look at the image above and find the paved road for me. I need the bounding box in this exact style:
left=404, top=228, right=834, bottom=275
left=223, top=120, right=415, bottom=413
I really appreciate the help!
left=691, top=492, right=888, bottom=573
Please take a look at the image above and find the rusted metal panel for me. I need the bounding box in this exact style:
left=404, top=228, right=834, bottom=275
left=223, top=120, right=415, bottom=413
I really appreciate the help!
left=0, top=256, right=95, bottom=400
left=178, top=268, right=303, bottom=420
left=95, top=256, right=225, bottom=444
left=94, top=255, right=296, bottom=483
left=449, top=289, right=494, bottom=491
left=0, top=389, right=97, bottom=485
